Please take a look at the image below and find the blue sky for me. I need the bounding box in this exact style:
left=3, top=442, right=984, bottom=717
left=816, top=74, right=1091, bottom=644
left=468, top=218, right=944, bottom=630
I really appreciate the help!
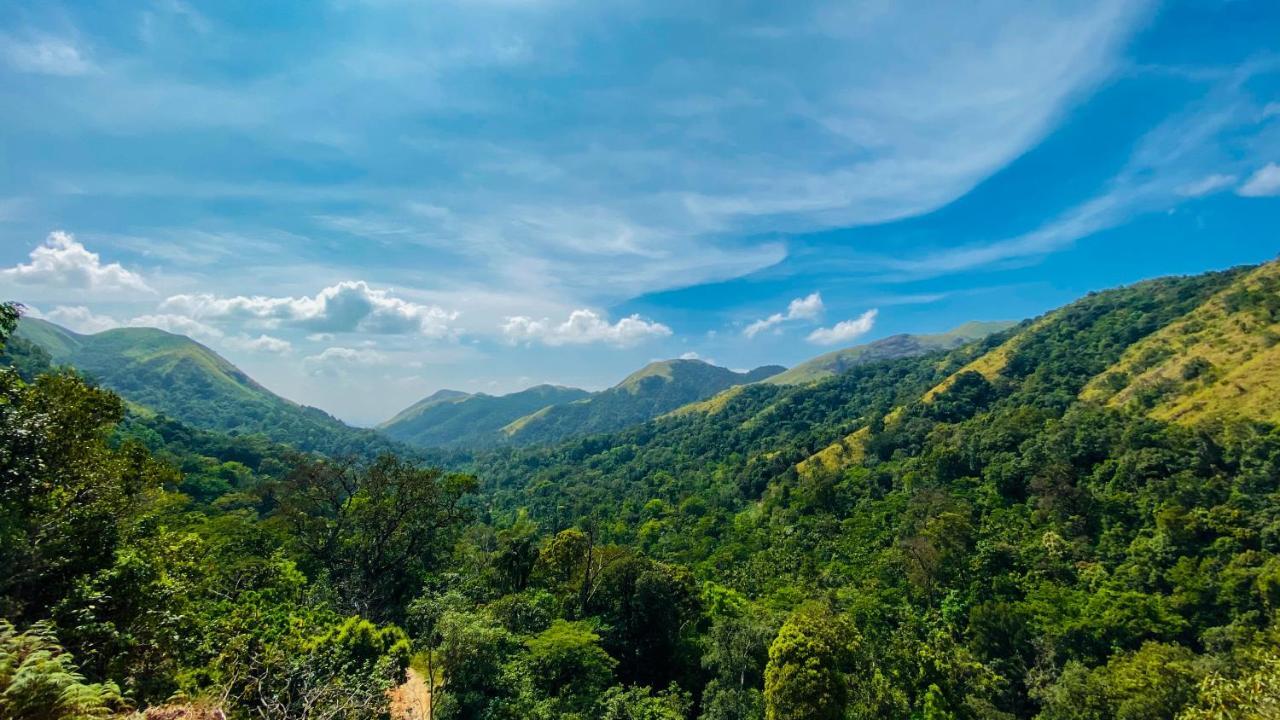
left=1, top=0, right=1278, bottom=425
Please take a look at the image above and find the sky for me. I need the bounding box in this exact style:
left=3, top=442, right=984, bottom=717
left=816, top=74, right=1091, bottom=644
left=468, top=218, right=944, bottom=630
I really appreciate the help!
left=1, top=1, right=1279, bottom=426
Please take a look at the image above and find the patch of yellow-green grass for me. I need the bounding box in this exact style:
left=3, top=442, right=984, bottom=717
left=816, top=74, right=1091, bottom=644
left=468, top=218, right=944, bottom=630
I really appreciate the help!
left=664, top=385, right=746, bottom=418
left=796, top=426, right=870, bottom=478
left=617, top=360, right=678, bottom=394
left=919, top=314, right=1056, bottom=403
left=502, top=403, right=561, bottom=436
left=1081, top=260, right=1280, bottom=425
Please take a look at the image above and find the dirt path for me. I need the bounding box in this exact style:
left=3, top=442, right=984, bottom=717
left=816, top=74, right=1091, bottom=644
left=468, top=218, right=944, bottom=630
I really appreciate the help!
left=389, top=667, right=432, bottom=720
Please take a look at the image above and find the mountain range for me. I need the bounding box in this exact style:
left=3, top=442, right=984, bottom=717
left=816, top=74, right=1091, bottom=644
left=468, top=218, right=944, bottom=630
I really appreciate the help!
left=7, top=258, right=1280, bottom=719
left=10, top=310, right=1016, bottom=454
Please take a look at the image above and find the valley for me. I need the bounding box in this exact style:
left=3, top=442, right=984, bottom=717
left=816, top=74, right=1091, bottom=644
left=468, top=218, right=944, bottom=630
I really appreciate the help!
left=4, top=260, right=1280, bottom=718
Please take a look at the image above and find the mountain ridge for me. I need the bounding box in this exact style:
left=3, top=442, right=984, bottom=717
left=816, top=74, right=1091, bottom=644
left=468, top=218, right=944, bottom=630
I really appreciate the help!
left=13, top=317, right=400, bottom=456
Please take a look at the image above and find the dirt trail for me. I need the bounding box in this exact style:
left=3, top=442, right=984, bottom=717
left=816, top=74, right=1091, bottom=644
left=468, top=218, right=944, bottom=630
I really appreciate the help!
left=389, top=667, right=432, bottom=720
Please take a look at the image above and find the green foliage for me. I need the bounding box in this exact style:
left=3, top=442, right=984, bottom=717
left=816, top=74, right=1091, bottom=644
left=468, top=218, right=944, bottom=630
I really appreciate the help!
left=1178, top=650, right=1280, bottom=720
left=276, top=455, right=477, bottom=622
left=523, top=620, right=616, bottom=714
left=0, top=620, right=124, bottom=720
left=599, top=684, right=693, bottom=720
left=763, top=602, right=859, bottom=720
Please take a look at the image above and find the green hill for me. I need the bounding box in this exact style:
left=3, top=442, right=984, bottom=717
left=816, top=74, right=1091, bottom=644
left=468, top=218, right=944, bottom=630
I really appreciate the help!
left=501, top=359, right=786, bottom=445
left=13, top=317, right=399, bottom=456
left=379, top=384, right=590, bottom=448
left=765, top=320, right=1016, bottom=386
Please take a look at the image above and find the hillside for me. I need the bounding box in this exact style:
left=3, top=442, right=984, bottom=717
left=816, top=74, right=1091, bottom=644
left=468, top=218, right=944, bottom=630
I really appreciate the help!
left=1080, top=259, right=1280, bottom=424
left=501, top=359, right=786, bottom=445
left=379, top=384, right=590, bottom=448
left=459, top=262, right=1280, bottom=717
left=13, top=317, right=399, bottom=456
left=766, top=320, right=1016, bottom=386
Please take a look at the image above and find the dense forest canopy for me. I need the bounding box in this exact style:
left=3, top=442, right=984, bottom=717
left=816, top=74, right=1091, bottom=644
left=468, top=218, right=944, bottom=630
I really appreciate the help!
left=4, top=261, right=1280, bottom=719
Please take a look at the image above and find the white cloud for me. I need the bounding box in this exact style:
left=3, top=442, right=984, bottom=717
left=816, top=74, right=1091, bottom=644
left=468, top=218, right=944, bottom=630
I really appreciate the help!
left=225, top=334, right=293, bottom=354
left=744, top=292, right=824, bottom=338
left=304, top=346, right=392, bottom=374
left=806, top=309, right=878, bottom=346
left=1, top=231, right=152, bottom=293
left=29, top=305, right=120, bottom=334
left=160, top=280, right=457, bottom=336
left=126, top=313, right=223, bottom=341
left=502, top=309, right=672, bottom=347
left=1176, top=173, right=1237, bottom=197
left=0, top=35, right=94, bottom=76
left=1238, top=163, right=1280, bottom=197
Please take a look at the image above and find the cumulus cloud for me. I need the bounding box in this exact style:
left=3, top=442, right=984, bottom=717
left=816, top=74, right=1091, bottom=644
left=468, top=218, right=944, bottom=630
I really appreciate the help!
left=1, top=231, right=152, bottom=293
left=127, top=313, right=223, bottom=342
left=806, top=309, right=878, bottom=346
left=304, top=346, right=392, bottom=374
left=1176, top=173, right=1237, bottom=197
left=225, top=334, right=293, bottom=354
left=743, top=292, right=824, bottom=338
left=1238, top=163, right=1280, bottom=197
left=502, top=309, right=672, bottom=347
left=29, top=305, right=120, bottom=334
left=160, top=281, right=457, bottom=336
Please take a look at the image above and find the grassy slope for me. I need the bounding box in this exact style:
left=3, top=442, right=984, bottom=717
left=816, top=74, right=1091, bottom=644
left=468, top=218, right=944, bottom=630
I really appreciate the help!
left=795, top=266, right=1254, bottom=475
left=1080, top=259, right=1280, bottom=424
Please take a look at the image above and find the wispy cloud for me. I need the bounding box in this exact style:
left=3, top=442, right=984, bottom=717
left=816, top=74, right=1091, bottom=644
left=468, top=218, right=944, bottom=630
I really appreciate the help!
left=1177, top=173, right=1238, bottom=197
left=2, top=1, right=1149, bottom=316
left=0, top=34, right=94, bottom=76
left=868, top=63, right=1280, bottom=280
left=1238, top=163, right=1280, bottom=197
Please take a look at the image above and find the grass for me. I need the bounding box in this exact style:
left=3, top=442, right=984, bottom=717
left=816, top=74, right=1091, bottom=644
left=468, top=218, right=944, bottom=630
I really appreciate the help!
left=1081, top=260, right=1280, bottom=425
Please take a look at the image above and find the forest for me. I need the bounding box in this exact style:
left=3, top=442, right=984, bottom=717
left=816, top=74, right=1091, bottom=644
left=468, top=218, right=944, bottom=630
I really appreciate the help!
left=4, top=261, right=1280, bottom=719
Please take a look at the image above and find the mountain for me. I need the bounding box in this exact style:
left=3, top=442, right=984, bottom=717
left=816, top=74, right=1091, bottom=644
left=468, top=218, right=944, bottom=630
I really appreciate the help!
left=764, top=320, right=1017, bottom=386
left=12, top=317, right=398, bottom=456
left=379, top=384, right=591, bottom=448
left=500, top=359, right=786, bottom=445
left=664, top=320, right=1014, bottom=418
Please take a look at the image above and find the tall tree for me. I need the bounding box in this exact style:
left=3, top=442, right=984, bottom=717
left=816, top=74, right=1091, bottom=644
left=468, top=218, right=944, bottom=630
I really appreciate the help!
left=763, top=602, right=859, bottom=720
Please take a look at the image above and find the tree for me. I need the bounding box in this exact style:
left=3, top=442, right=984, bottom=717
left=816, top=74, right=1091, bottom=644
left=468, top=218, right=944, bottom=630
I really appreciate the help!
left=522, top=620, right=616, bottom=715
left=275, top=455, right=476, bottom=621
left=763, top=603, right=859, bottom=720
left=600, top=684, right=692, bottom=720
left=592, top=555, right=702, bottom=688
left=700, top=612, right=773, bottom=720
